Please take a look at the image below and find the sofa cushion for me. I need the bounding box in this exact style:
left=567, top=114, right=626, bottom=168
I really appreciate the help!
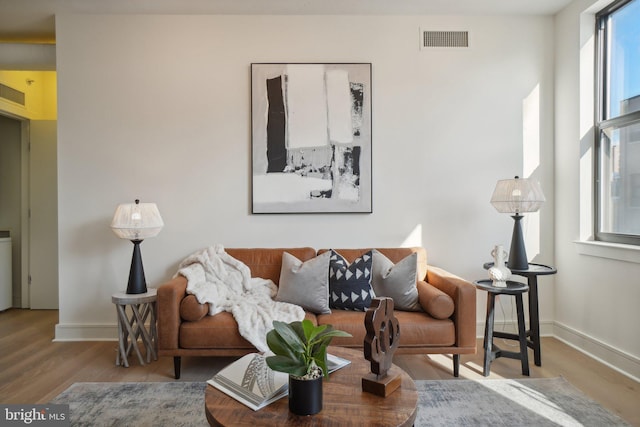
left=180, top=312, right=253, bottom=349
left=371, top=250, right=421, bottom=312
left=179, top=295, right=208, bottom=322
left=225, top=247, right=317, bottom=283
left=329, top=250, right=375, bottom=311
left=316, top=310, right=455, bottom=348
left=391, top=311, right=455, bottom=347
left=180, top=311, right=318, bottom=349
left=275, top=251, right=331, bottom=314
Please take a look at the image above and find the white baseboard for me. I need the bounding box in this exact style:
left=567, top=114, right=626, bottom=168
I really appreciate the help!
left=54, top=323, right=118, bottom=341
left=553, top=321, right=640, bottom=383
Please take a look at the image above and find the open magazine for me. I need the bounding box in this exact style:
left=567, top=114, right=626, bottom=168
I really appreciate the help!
left=207, top=353, right=351, bottom=411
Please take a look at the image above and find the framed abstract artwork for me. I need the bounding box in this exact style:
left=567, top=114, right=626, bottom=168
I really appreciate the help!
left=251, top=63, right=372, bottom=214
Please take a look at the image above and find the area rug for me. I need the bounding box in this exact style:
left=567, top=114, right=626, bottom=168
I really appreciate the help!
left=51, top=378, right=629, bottom=426
left=51, top=382, right=207, bottom=427
left=414, top=377, right=629, bottom=426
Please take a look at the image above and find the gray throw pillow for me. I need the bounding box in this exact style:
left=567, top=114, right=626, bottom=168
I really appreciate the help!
left=371, top=250, right=421, bottom=312
left=276, top=251, right=331, bottom=314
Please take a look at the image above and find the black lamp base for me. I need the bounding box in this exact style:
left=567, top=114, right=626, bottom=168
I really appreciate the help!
left=508, top=214, right=529, bottom=271
left=126, top=239, right=147, bottom=294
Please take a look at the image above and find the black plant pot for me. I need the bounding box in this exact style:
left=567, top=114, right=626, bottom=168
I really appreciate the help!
left=288, top=375, right=323, bottom=415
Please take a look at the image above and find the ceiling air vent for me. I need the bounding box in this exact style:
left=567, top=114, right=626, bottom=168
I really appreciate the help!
left=0, top=83, right=26, bottom=106
left=421, top=31, right=470, bottom=49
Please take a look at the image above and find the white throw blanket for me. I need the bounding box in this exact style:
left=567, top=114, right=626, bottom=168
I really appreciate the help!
left=176, top=244, right=304, bottom=352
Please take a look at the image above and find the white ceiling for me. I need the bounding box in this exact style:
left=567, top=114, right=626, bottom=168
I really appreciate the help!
left=0, top=0, right=573, bottom=42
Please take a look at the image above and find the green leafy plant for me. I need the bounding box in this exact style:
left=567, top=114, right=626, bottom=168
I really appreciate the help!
left=266, top=319, right=352, bottom=379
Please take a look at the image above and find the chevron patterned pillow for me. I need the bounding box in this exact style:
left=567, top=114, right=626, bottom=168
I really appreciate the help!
left=328, top=250, right=375, bottom=311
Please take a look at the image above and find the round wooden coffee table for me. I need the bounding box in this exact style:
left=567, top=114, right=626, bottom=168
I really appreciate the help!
left=205, top=346, right=418, bottom=426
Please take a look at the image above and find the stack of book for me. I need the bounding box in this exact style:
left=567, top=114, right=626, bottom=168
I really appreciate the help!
left=208, top=353, right=351, bottom=410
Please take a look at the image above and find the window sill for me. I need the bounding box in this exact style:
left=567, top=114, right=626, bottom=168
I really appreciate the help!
left=573, top=240, right=640, bottom=264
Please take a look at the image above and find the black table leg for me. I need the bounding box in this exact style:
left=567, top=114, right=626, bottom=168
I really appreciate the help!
left=483, top=293, right=496, bottom=376
left=527, top=276, right=542, bottom=366
left=515, top=293, right=530, bottom=376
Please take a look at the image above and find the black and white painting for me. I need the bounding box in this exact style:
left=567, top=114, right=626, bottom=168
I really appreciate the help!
left=251, top=63, right=372, bottom=213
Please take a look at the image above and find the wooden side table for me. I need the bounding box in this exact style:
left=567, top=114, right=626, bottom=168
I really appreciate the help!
left=112, top=288, right=158, bottom=367
left=475, top=279, right=530, bottom=377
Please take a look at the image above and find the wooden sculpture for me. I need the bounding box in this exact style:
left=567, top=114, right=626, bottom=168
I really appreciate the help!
left=362, top=297, right=401, bottom=396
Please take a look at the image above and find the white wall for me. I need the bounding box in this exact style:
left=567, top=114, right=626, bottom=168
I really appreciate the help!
left=555, top=0, right=640, bottom=380
left=29, top=120, right=58, bottom=309
left=54, top=15, right=555, bottom=344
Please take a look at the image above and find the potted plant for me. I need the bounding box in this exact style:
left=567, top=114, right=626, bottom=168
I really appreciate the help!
left=265, top=319, right=352, bottom=415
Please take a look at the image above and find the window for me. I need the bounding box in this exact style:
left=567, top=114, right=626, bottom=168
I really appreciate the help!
left=595, top=0, right=640, bottom=245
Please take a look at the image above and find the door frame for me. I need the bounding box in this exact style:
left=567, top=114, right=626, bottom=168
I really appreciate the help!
left=0, top=110, right=30, bottom=308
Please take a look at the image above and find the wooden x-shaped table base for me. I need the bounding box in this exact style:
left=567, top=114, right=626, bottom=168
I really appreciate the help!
left=112, top=289, right=158, bottom=367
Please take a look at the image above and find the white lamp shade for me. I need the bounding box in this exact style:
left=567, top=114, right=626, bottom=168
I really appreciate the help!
left=111, top=201, right=164, bottom=240
left=490, top=177, right=545, bottom=214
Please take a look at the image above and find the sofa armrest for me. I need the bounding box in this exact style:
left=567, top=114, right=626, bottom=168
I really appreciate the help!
left=157, top=276, right=188, bottom=351
left=426, top=266, right=476, bottom=350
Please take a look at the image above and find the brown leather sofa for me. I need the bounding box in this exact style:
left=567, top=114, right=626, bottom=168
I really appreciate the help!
left=157, top=247, right=476, bottom=379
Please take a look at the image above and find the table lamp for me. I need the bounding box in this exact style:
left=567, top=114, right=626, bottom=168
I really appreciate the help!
left=111, top=199, right=164, bottom=294
left=490, top=176, right=545, bottom=270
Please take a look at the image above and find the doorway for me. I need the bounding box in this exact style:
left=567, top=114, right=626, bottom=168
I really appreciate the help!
left=0, top=95, right=58, bottom=309
left=0, top=114, right=24, bottom=307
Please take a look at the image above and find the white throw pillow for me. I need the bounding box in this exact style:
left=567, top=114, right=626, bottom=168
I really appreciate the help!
left=276, top=251, right=331, bottom=314
left=371, top=250, right=421, bottom=312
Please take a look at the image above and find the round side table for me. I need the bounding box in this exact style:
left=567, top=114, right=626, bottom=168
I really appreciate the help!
left=475, top=279, right=530, bottom=377
left=112, top=288, right=158, bottom=367
left=483, top=262, right=556, bottom=366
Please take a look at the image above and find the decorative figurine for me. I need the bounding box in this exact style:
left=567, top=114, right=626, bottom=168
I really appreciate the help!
left=362, top=297, right=401, bottom=397
left=488, top=244, right=511, bottom=287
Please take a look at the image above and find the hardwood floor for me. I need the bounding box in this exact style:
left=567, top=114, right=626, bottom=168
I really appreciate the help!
left=1, top=309, right=638, bottom=425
